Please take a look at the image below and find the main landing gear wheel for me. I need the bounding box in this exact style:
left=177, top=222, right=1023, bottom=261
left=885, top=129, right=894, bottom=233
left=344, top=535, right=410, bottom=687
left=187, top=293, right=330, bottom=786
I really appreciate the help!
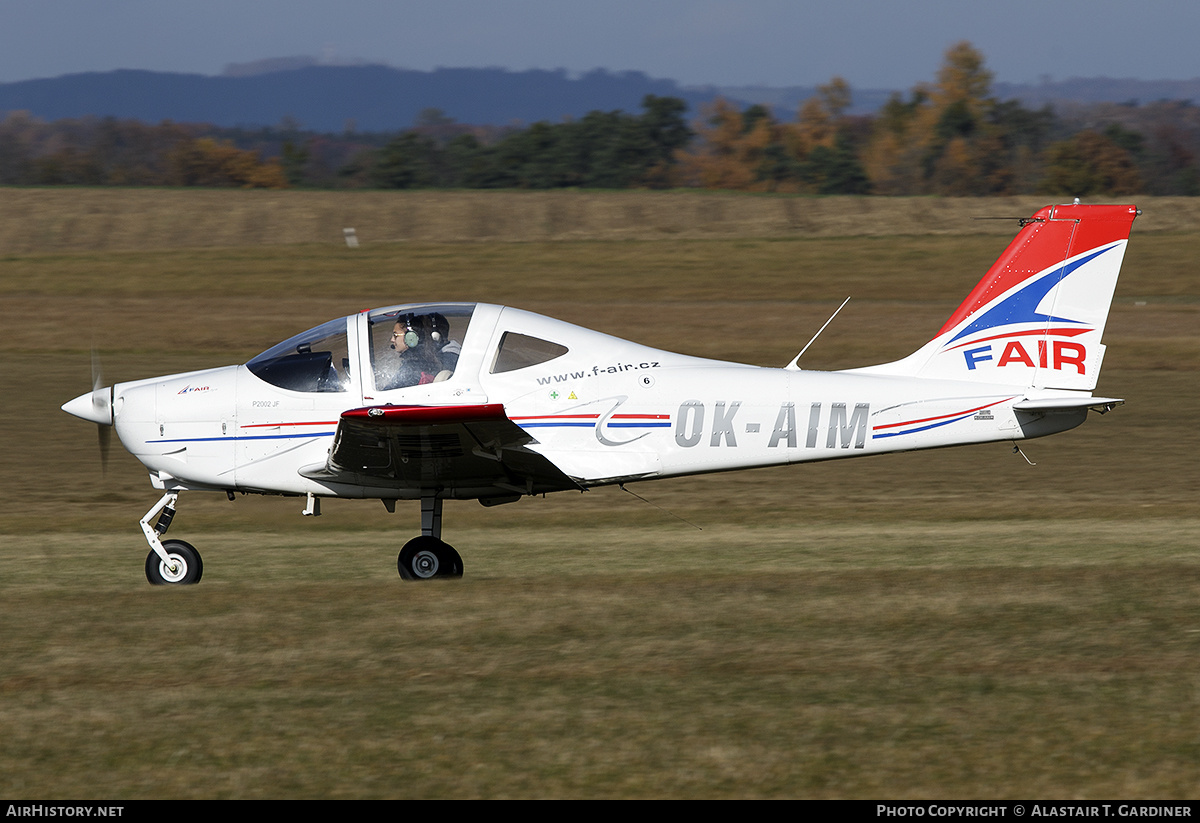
left=145, top=539, right=203, bottom=585
left=398, top=536, right=463, bottom=581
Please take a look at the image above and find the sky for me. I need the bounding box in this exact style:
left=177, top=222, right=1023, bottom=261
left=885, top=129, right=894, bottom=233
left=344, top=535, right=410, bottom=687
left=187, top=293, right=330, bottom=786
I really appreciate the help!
left=2, top=0, right=1198, bottom=90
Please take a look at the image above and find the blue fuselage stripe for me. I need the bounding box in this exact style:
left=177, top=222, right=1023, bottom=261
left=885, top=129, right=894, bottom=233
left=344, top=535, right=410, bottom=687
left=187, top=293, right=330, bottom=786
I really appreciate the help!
left=149, top=432, right=336, bottom=443
left=872, top=414, right=975, bottom=439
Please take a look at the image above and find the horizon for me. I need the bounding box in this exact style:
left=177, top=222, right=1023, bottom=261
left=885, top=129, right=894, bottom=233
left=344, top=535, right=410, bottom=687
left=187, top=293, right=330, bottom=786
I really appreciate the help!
left=9, top=57, right=1199, bottom=94
left=1, top=1, right=1198, bottom=90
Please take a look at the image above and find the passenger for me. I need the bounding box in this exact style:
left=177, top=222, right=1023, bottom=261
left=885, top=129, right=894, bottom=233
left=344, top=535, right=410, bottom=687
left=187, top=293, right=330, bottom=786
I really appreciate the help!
left=429, top=312, right=461, bottom=374
left=380, top=313, right=446, bottom=389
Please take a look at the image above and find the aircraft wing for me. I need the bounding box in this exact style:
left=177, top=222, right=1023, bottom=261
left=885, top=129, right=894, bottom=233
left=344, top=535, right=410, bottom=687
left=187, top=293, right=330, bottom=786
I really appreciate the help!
left=300, top=403, right=582, bottom=498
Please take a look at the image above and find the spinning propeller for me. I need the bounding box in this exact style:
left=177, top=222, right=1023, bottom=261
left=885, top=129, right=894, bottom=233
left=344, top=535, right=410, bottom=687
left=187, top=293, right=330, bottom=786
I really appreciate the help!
left=61, top=349, right=115, bottom=473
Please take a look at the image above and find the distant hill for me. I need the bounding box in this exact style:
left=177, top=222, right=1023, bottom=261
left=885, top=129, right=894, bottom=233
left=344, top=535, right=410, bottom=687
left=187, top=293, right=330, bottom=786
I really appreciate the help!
left=993, top=77, right=1200, bottom=107
left=1, top=63, right=1197, bottom=132
left=0, top=65, right=746, bottom=132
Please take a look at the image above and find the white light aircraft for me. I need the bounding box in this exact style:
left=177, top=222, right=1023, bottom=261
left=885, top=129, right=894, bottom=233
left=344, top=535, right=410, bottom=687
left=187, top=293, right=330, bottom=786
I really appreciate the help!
left=63, top=203, right=1138, bottom=584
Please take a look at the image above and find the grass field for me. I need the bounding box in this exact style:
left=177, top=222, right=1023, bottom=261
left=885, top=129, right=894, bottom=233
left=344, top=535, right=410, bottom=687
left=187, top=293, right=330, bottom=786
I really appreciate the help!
left=2, top=192, right=1198, bottom=797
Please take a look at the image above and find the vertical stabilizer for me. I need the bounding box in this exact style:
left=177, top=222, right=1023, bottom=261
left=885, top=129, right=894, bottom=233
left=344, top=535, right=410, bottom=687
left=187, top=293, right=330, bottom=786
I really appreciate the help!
left=859, top=203, right=1138, bottom=391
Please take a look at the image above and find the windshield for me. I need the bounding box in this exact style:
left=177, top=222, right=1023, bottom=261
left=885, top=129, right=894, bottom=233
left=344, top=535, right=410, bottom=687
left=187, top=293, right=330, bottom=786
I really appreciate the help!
left=246, top=317, right=350, bottom=393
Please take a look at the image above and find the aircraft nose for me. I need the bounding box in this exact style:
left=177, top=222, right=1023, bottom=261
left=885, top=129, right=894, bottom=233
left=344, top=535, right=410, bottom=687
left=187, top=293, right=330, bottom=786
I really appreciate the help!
left=62, top=388, right=113, bottom=425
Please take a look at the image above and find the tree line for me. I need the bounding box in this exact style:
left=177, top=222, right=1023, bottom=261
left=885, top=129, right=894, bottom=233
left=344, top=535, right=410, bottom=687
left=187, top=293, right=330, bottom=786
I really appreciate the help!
left=2, top=43, right=1197, bottom=196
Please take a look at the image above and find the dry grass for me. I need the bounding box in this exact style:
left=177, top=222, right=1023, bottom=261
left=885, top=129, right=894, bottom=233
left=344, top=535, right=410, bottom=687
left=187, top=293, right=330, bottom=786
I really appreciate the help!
left=4, top=189, right=1200, bottom=254
left=3, top=525, right=1200, bottom=798
left=1, top=191, right=1198, bottom=797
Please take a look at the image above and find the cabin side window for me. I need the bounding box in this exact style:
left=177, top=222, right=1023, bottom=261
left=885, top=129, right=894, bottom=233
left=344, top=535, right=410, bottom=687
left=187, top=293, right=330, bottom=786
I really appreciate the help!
left=490, top=332, right=569, bottom=374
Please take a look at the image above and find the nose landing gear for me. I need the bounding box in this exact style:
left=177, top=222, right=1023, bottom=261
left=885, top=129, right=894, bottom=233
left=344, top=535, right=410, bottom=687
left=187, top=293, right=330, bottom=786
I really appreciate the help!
left=139, top=492, right=203, bottom=585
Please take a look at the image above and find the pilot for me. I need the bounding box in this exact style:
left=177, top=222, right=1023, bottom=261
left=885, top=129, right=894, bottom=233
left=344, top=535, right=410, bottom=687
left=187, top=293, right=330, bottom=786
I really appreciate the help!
left=429, top=312, right=460, bottom=373
left=380, top=313, right=447, bottom=389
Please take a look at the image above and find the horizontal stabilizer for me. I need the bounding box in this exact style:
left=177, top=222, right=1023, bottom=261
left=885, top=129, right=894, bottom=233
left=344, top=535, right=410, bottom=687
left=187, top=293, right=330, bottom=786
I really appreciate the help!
left=1013, top=396, right=1123, bottom=413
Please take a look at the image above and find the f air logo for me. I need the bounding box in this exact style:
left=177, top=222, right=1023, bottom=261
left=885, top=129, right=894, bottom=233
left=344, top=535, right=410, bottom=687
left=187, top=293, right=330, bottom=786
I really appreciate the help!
left=962, top=339, right=1088, bottom=374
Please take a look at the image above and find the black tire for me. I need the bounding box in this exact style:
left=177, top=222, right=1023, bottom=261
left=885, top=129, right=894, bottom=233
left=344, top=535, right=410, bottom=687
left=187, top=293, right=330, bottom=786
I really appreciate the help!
left=145, top=539, right=203, bottom=585
left=398, top=536, right=462, bottom=580
left=440, top=544, right=464, bottom=578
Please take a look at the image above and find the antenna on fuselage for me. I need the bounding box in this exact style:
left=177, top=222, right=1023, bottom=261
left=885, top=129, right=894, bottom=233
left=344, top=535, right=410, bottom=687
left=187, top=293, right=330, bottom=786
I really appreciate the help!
left=790, top=296, right=851, bottom=368
left=619, top=484, right=703, bottom=530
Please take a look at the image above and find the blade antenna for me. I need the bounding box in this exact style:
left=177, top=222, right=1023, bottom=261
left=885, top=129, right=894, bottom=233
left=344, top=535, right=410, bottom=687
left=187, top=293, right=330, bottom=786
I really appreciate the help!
left=619, top=483, right=702, bottom=530
left=793, top=296, right=851, bottom=366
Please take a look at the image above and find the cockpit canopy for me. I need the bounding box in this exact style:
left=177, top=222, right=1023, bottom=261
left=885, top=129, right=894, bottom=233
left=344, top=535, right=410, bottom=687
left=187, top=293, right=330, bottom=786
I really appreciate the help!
left=246, top=304, right=478, bottom=393
left=246, top=302, right=583, bottom=395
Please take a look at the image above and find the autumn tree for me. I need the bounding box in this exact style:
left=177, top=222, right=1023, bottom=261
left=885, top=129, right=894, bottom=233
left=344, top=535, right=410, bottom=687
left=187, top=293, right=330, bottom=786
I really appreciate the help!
left=787, top=77, right=869, bottom=193
left=168, top=138, right=288, bottom=188
left=790, top=77, right=851, bottom=157
left=861, top=41, right=1048, bottom=195
left=674, top=98, right=760, bottom=188
left=675, top=79, right=868, bottom=193
left=1038, top=130, right=1143, bottom=196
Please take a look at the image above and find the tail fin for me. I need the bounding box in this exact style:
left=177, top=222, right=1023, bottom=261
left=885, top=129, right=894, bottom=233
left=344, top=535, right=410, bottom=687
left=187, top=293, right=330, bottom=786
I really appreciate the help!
left=862, top=203, right=1138, bottom=391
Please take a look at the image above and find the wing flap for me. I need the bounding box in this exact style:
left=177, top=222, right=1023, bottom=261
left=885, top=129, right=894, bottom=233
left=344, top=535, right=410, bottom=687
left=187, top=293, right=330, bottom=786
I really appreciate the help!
left=304, top=403, right=581, bottom=497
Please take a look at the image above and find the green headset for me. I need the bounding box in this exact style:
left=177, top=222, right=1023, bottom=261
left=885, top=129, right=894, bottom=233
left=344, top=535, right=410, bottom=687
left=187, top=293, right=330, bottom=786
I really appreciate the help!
left=399, top=313, right=445, bottom=349
left=399, top=314, right=421, bottom=349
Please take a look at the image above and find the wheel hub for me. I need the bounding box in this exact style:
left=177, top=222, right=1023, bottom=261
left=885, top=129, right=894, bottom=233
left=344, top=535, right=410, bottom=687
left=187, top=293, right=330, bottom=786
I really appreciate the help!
left=412, top=549, right=439, bottom=578
left=158, top=553, right=188, bottom=583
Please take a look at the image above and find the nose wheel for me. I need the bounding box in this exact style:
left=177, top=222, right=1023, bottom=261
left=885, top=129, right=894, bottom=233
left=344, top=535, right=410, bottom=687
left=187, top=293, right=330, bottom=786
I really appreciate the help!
left=145, top=539, right=204, bottom=585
